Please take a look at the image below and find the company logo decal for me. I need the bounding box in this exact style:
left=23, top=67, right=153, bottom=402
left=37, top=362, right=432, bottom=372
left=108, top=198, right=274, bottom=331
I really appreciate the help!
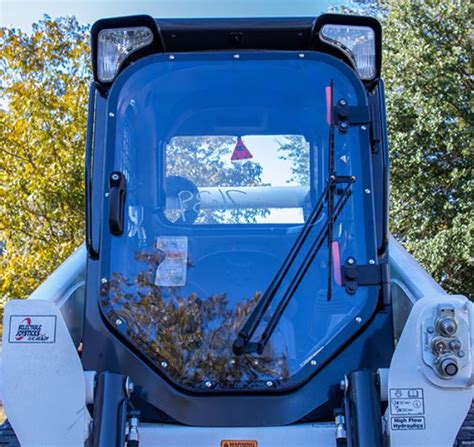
left=9, top=315, right=57, bottom=343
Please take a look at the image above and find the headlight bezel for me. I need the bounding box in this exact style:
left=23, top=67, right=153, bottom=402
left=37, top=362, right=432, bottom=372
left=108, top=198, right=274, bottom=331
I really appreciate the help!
left=97, top=26, right=154, bottom=83
left=311, top=14, right=382, bottom=84
left=91, top=15, right=164, bottom=88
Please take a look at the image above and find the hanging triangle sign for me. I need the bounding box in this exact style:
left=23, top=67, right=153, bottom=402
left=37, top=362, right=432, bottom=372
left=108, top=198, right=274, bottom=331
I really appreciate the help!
left=231, top=136, right=253, bottom=161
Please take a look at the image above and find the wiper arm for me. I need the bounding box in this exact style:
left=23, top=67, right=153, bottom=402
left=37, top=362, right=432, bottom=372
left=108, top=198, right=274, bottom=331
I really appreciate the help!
left=251, top=179, right=354, bottom=355
left=232, top=79, right=355, bottom=356
left=232, top=175, right=355, bottom=355
left=232, top=178, right=334, bottom=355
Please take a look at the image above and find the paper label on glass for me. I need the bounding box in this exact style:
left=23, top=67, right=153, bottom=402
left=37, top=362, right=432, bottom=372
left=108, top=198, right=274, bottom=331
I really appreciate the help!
left=155, top=236, right=188, bottom=287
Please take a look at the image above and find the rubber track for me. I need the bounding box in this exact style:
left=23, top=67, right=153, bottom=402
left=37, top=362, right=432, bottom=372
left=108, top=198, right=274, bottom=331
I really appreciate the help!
left=456, top=401, right=474, bottom=446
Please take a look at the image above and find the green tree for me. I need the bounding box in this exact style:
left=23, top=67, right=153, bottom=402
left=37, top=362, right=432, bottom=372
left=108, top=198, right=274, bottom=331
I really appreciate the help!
left=383, top=0, right=473, bottom=296
left=166, top=136, right=268, bottom=224
left=0, top=16, right=90, bottom=303
left=0, top=18, right=268, bottom=305
left=278, top=135, right=310, bottom=186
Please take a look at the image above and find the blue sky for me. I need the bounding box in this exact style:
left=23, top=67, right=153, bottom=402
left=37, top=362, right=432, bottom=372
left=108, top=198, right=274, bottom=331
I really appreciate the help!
left=0, top=0, right=345, bottom=30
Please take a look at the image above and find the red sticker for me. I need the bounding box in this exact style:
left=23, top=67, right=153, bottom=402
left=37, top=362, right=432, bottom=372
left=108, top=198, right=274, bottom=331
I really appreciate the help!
left=332, top=241, right=342, bottom=286
left=231, top=137, right=253, bottom=161
left=325, top=86, right=332, bottom=125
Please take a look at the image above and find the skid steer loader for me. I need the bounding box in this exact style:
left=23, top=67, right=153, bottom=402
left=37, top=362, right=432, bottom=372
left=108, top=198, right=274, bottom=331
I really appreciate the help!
left=1, top=13, right=472, bottom=447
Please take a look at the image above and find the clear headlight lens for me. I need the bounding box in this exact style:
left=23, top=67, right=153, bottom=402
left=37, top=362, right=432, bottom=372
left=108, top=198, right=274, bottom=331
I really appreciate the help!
left=97, top=27, right=153, bottom=82
left=320, top=24, right=376, bottom=80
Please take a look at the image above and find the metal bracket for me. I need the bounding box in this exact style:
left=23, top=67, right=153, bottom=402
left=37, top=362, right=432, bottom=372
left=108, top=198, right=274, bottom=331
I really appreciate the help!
left=334, top=102, right=382, bottom=153
left=341, top=258, right=389, bottom=294
left=334, top=104, right=371, bottom=132
left=369, top=103, right=382, bottom=152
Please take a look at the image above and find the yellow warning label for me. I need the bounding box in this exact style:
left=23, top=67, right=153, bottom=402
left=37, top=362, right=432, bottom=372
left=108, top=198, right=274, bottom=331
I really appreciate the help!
left=221, top=441, right=257, bottom=447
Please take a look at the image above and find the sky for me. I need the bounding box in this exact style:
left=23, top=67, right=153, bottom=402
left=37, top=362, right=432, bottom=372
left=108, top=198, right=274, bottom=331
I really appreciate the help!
left=0, top=0, right=350, bottom=225
left=0, top=0, right=344, bottom=31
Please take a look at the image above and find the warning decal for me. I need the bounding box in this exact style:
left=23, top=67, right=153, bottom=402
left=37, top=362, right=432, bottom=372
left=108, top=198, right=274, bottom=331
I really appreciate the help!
left=221, top=442, right=257, bottom=447
left=391, top=416, right=426, bottom=431
left=231, top=137, right=253, bottom=161
left=155, top=236, right=188, bottom=287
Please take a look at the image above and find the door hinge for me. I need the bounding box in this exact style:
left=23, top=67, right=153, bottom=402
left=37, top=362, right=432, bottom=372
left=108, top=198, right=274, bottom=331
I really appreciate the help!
left=341, top=258, right=390, bottom=295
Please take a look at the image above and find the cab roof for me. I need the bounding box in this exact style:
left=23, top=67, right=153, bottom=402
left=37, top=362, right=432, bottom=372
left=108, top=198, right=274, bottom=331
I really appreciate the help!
left=90, top=14, right=381, bottom=89
left=154, top=17, right=316, bottom=52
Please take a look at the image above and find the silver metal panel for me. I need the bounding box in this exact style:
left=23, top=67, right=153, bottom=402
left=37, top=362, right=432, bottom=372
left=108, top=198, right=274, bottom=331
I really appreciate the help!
left=28, top=244, right=86, bottom=305
left=28, top=245, right=86, bottom=345
left=139, top=422, right=336, bottom=447
left=1, top=299, right=90, bottom=446
left=388, top=294, right=473, bottom=446
left=389, top=236, right=446, bottom=301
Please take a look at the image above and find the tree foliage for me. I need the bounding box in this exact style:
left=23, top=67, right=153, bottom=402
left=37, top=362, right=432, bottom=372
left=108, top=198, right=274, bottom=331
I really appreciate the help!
left=0, top=16, right=90, bottom=303
left=0, top=3, right=472, bottom=307
left=382, top=0, right=473, bottom=295
left=104, top=249, right=288, bottom=389
left=278, top=135, right=310, bottom=186
left=166, top=136, right=268, bottom=224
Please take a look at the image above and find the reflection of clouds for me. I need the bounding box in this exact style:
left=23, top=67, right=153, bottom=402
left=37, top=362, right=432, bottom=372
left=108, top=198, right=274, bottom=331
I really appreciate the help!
left=103, top=249, right=289, bottom=390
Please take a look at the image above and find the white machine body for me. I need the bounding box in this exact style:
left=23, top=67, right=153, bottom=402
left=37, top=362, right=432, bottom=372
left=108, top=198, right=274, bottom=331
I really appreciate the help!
left=1, top=299, right=91, bottom=446
left=0, top=238, right=472, bottom=446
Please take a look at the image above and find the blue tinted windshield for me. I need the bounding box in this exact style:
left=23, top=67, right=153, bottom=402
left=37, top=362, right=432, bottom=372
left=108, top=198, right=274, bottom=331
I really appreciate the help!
left=100, top=52, right=377, bottom=391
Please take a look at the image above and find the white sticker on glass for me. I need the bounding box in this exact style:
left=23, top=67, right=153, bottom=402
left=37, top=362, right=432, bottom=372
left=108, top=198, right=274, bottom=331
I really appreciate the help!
left=155, top=236, right=188, bottom=287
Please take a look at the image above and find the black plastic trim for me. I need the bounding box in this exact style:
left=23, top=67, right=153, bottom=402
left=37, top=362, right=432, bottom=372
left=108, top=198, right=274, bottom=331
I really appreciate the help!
left=90, top=14, right=382, bottom=91
left=85, top=83, right=99, bottom=259
left=108, top=172, right=126, bottom=236
left=376, top=81, right=390, bottom=256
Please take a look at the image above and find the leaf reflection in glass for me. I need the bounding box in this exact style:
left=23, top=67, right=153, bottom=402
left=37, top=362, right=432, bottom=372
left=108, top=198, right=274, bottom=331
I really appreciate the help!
left=103, top=249, right=289, bottom=389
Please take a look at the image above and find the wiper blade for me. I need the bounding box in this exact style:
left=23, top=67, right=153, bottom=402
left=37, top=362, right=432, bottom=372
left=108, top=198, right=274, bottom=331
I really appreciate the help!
left=232, top=79, right=355, bottom=356
left=326, top=81, right=337, bottom=303
left=252, top=179, right=354, bottom=355
left=232, top=175, right=355, bottom=355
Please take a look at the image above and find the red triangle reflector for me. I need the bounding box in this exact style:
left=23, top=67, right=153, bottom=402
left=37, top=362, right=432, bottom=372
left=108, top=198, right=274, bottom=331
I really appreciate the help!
left=231, top=136, right=253, bottom=161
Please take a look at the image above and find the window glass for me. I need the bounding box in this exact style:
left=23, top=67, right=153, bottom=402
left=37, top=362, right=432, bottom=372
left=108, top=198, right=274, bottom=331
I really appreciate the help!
left=100, top=53, right=374, bottom=391
left=164, top=135, right=310, bottom=224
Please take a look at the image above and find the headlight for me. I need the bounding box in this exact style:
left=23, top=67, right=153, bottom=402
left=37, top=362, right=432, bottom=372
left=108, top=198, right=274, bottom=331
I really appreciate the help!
left=320, top=24, right=376, bottom=80
left=97, top=27, right=154, bottom=82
